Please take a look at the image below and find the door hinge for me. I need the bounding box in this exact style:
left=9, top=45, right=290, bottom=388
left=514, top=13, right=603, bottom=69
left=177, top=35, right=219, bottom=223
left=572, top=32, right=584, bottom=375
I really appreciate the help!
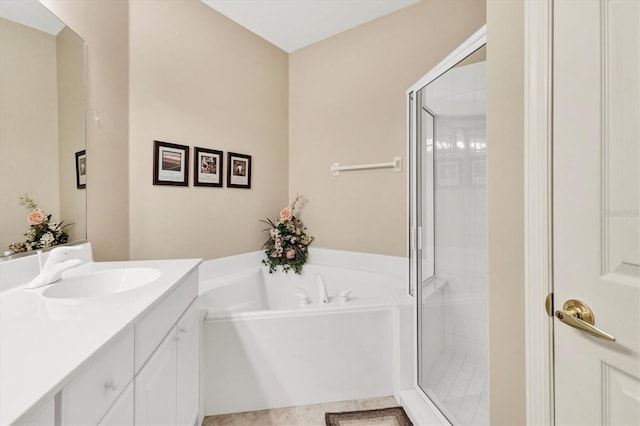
left=545, top=292, right=554, bottom=317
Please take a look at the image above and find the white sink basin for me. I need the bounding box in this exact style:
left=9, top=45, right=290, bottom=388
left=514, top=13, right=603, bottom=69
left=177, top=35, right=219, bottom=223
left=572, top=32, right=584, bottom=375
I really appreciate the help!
left=42, top=268, right=161, bottom=299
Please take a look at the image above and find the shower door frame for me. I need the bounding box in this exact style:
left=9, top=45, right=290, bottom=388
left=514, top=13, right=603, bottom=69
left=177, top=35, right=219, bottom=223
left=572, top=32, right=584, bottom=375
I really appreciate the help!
left=407, top=25, right=487, bottom=423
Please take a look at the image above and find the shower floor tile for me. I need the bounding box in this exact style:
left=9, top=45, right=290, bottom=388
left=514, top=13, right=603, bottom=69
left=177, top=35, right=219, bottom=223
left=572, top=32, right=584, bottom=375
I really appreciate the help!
left=422, top=349, right=488, bottom=426
left=201, top=396, right=398, bottom=426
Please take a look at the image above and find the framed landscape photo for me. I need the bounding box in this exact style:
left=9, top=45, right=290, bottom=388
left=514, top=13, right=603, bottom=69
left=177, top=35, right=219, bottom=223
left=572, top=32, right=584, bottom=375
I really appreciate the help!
left=227, top=152, right=251, bottom=189
left=75, top=150, right=86, bottom=189
left=194, top=147, right=223, bottom=187
left=153, top=140, right=189, bottom=186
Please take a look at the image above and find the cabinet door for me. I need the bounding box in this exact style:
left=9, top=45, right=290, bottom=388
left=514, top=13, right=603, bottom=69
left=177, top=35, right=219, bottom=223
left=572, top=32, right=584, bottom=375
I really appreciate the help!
left=99, top=381, right=134, bottom=426
left=135, top=328, right=177, bottom=426
left=177, top=301, right=200, bottom=426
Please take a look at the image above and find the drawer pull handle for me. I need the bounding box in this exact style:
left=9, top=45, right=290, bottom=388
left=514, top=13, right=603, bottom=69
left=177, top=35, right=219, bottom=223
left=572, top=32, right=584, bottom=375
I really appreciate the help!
left=179, top=325, right=188, bottom=335
left=104, top=377, right=120, bottom=392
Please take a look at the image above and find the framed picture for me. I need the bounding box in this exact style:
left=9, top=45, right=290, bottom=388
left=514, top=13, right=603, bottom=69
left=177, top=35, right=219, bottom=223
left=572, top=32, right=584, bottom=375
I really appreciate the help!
left=153, top=140, right=189, bottom=186
left=436, top=160, right=460, bottom=187
left=194, top=147, right=223, bottom=187
left=227, top=152, right=251, bottom=189
left=471, top=158, right=487, bottom=186
left=75, top=150, right=86, bottom=189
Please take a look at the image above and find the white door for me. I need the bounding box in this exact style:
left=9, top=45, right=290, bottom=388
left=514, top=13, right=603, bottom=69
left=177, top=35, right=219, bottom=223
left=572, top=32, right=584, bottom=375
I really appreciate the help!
left=553, top=0, right=640, bottom=425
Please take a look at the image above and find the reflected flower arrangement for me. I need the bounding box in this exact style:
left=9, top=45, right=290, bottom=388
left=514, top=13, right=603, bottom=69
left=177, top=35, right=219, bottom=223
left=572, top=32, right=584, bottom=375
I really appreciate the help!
left=8, top=195, right=71, bottom=254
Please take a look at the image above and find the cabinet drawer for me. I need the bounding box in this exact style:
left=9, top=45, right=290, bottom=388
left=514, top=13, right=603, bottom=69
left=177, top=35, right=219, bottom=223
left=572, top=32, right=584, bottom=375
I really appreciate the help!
left=135, top=270, right=198, bottom=372
left=62, top=328, right=134, bottom=425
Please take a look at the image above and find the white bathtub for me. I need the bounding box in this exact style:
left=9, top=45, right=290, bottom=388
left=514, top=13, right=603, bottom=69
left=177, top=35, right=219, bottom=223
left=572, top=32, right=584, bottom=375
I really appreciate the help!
left=199, top=251, right=410, bottom=415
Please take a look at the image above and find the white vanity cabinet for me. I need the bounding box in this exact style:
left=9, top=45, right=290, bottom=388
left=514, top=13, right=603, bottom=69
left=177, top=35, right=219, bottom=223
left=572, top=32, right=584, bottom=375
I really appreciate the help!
left=135, top=326, right=178, bottom=425
left=21, top=398, right=55, bottom=426
left=1, top=258, right=203, bottom=426
left=135, top=271, right=200, bottom=426
left=98, top=381, right=134, bottom=426
left=60, top=328, right=135, bottom=425
left=55, top=268, right=199, bottom=426
left=176, top=300, right=200, bottom=426
left=135, top=300, right=200, bottom=426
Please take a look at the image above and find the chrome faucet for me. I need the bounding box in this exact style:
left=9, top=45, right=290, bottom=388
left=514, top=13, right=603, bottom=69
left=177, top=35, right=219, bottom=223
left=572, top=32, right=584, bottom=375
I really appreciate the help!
left=25, top=246, right=84, bottom=289
left=316, top=273, right=329, bottom=304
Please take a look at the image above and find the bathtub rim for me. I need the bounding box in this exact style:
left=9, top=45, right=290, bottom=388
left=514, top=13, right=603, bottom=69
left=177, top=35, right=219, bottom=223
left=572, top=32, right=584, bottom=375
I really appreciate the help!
left=202, top=299, right=394, bottom=322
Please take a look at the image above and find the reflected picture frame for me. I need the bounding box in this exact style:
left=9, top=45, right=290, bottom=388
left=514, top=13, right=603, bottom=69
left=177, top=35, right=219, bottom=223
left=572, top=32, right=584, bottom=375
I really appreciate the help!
left=194, top=147, right=223, bottom=187
left=153, top=140, right=189, bottom=186
left=470, top=158, right=487, bottom=186
left=436, top=160, right=461, bottom=187
left=75, top=150, right=86, bottom=189
left=226, top=152, right=251, bottom=189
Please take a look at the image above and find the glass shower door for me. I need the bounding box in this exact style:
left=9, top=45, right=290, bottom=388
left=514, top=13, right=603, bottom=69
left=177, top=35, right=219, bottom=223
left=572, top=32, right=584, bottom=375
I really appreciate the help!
left=413, top=44, right=488, bottom=426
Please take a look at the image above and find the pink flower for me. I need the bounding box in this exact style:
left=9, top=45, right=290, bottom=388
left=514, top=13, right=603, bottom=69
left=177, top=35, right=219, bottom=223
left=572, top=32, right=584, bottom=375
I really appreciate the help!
left=286, top=249, right=296, bottom=259
left=280, top=208, right=292, bottom=221
left=27, top=211, right=45, bottom=225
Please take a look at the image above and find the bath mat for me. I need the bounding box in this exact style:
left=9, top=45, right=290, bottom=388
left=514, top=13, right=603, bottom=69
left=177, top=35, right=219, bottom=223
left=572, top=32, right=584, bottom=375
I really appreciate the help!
left=325, top=406, right=413, bottom=426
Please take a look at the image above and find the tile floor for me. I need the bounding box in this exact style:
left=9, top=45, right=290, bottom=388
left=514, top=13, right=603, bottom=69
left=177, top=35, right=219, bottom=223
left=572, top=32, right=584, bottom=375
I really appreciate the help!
left=422, top=349, right=488, bottom=425
left=202, top=396, right=399, bottom=426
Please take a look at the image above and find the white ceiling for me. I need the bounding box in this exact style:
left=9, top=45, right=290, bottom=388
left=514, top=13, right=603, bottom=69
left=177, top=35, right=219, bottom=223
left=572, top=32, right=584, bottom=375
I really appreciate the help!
left=0, top=0, right=64, bottom=35
left=202, top=0, right=420, bottom=53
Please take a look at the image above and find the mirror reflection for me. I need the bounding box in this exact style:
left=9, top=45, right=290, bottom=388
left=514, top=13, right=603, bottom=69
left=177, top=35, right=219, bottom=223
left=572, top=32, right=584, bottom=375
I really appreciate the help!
left=0, top=0, right=86, bottom=256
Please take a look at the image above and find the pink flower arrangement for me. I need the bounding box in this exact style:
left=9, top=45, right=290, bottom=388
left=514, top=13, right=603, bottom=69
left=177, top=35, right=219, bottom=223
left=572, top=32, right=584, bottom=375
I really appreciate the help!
left=27, top=211, right=46, bottom=225
left=261, top=195, right=314, bottom=274
left=8, top=195, right=71, bottom=254
left=280, top=208, right=292, bottom=221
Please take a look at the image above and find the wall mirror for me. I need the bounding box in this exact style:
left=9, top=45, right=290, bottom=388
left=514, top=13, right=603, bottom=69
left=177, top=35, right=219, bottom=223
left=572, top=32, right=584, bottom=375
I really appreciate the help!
left=0, top=0, right=87, bottom=259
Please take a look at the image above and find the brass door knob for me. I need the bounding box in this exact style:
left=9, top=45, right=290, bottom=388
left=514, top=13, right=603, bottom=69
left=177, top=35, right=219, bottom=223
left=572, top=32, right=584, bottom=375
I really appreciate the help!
left=555, top=299, right=616, bottom=341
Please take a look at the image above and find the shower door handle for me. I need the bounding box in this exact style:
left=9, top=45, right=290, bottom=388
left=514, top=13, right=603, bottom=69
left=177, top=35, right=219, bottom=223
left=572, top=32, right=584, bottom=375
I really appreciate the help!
left=555, top=299, right=615, bottom=341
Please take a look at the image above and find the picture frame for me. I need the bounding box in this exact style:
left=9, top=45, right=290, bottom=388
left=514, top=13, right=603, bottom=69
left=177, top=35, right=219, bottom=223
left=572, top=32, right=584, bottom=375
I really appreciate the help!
left=470, top=158, right=487, bottom=186
left=153, top=140, right=189, bottom=186
left=194, top=147, right=223, bottom=187
left=436, top=160, right=460, bottom=187
left=75, top=150, right=86, bottom=189
left=227, top=152, right=251, bottom=189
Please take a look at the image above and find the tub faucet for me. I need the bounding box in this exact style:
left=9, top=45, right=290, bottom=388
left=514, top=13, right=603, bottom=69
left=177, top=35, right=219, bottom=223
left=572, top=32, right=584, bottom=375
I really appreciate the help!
left=316, top=274, right=329, bottom=304
left=25, top=246, right=84, bottom=289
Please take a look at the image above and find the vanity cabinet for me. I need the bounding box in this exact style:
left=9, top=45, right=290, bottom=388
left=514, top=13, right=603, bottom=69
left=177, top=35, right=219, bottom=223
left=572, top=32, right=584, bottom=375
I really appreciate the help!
left=135, top=325, right=177, bottom=425
left=61, top=328, right=135, bottom=425
left=135, top=299, right=200, bottom=426
left=98, top=381, right=134, bottom=426
left=176, top=300, right=200, bottom=425
left=22, top=399, right=54, bottom=426
left=53, top=268, right=199, bottom=426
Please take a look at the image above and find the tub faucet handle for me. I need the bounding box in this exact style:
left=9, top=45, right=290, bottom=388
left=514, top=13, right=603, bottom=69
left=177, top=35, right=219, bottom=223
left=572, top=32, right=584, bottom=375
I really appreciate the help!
left=339, top=290, right=352, bottom=303
left=295, top=291, right=309, bottom=306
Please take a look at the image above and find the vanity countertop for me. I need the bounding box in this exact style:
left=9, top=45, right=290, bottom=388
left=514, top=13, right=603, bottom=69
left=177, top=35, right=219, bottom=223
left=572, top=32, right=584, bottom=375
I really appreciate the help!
left=0, top=258, right=202, bottom=425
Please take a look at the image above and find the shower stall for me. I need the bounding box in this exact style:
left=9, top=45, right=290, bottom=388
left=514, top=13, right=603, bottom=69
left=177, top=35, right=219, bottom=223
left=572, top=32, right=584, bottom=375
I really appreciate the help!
left=408, top=27, right=488, bottom=425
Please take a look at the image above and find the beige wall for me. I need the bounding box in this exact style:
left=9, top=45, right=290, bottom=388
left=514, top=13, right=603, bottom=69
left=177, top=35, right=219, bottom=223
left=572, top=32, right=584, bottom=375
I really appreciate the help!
left=42, top=0, right=129, bottom=261
left=57, top=26, right=86, bottom=244
left=486, top=0, right=526, bottom=424
left=289, top=0, right=486, bottom=257
left=128, top=0, right=289, bottom=260
left=0, top=18, right=60, bottom=251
